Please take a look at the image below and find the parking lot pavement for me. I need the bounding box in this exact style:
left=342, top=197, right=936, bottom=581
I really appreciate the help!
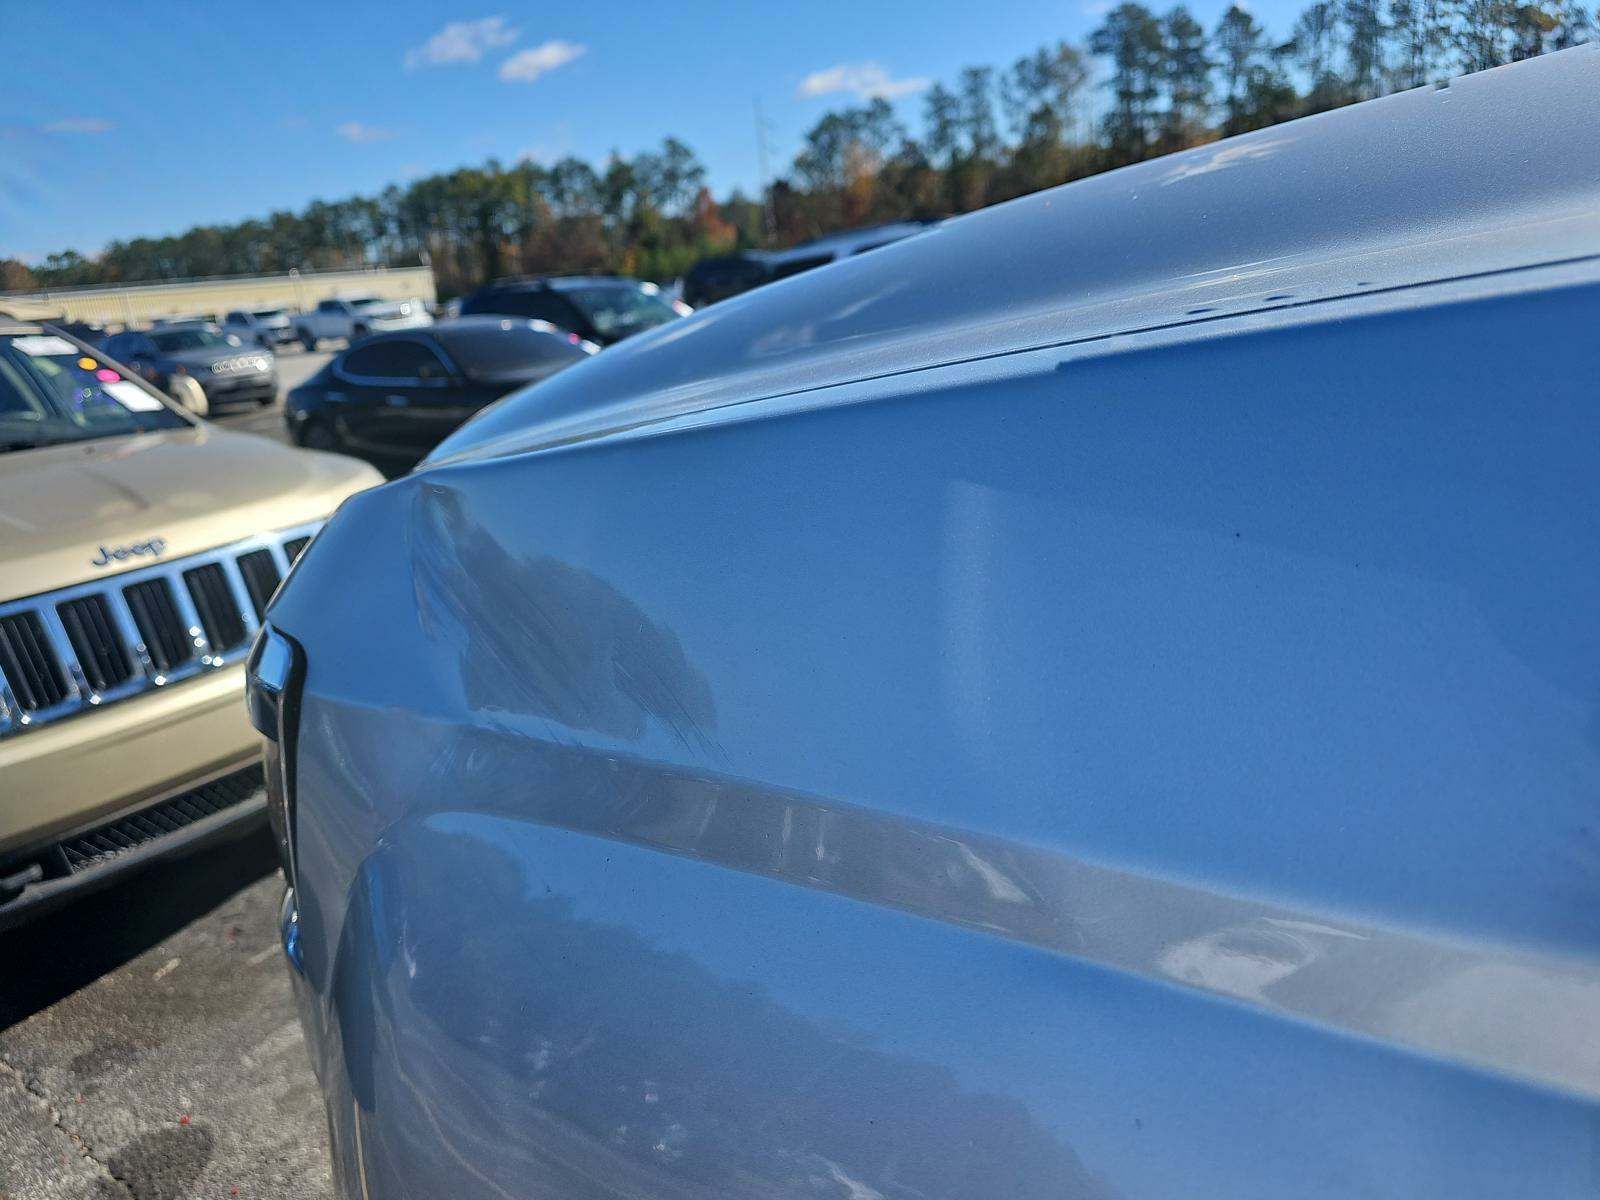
left=210, top=348, right=331, bottom=446
left=0, top=833, right=334, bottom=1200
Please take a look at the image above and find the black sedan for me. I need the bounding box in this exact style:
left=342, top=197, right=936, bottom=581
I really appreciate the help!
left=284, top=317, right=591, bottom=473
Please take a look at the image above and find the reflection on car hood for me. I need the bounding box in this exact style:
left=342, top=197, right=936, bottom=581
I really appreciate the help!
left=427, top=48, right=1600, bottom=467
left=0, top=425, right=379, bottom=600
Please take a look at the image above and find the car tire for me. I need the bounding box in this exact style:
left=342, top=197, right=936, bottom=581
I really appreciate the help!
left=351, top=325, right=369, bottom=342
left=300, top=331, right=317, bottom=351
left=166, top=375, right=209, bottom=418
left=256, top=393, right=276, bottom=407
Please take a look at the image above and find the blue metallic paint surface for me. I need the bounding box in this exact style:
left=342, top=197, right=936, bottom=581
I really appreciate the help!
left=271, top=50, right=1600, bottom=1200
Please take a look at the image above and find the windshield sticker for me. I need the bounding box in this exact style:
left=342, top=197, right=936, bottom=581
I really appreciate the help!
left=12, top=335, right=78, bottom=357
left=102, top=380, right=166, bottom=412
left=95, top=367, right=121, bottom=383
left=77, top=356, right=98, bottom=370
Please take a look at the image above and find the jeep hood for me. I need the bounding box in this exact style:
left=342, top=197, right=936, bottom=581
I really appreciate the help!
left=0, top=424, right=381, bottom=602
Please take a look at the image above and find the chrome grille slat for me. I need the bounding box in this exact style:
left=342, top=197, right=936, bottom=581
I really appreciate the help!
left=0, top=612, right=68, bottom=712
left=124, top=577, right=195, bottom=673
left=182, top=562, right=247, bottom=654
left=57, top=595, right=134, bottom=694
left=37, top=605, right=89, bottom=705
left=0, top=523, right=321, bottom=738
left=217, top=556, right=263, bottom=642
left=235, top=549, right=282, bottom=620
left=161, top=569, right=213, bottom=663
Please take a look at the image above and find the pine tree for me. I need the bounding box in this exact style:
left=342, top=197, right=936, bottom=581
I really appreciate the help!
left=1215, top=5, right=1268, bottom=131
left=1386, top=0, right=1451, bottom=86
left=1161, top=6, right=1215, bottom=143
left=1343, top=0, right=1390, bottom=96
left=1091, top=2, right=1167, bottom=160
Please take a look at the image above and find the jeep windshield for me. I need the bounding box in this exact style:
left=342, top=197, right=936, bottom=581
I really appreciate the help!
left=0, top=333, right=191, bottom=452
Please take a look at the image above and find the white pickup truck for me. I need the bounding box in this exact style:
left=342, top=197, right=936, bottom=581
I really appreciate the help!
left=293, top=296, right=432, bottom=350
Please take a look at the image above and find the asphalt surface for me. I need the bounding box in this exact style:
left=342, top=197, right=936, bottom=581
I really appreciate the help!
left=0, top=347, right=342, bottom=1200
left=210, top=346, right=330, bottom=446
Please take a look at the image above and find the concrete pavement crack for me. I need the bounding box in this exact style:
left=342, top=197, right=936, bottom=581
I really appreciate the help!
left=0, top=1054, right=137, bottom=1198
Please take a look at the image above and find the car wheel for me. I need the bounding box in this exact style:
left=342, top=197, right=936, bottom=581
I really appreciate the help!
left=300, top=332, right=317, bottom=351
left=165, top=375, right=209, bottom=418
left=351, top=324, right=369, bottom=342
left=256, top=393, right=276, bottom=407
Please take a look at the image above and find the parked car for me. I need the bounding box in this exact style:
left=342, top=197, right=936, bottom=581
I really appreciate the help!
left=292, top=296, right=432, bottom=350
left=102, top=322, right=277, bottom=408
left=0, top=320, right=377, bottom=927
left=256, top=51, right=1600, bottom=1200
left=283, top=316, right=591, bottom=474
left=458, top=276, right=687, bottom=346
left=682, top=221, right=939, bottom=308
left=681, top=253, right=775, bottom=308
left=222, top=307, right=296, bottom=348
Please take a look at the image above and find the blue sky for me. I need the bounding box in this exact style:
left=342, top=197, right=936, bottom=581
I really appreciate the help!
left=0, top=0, right=1303, bottom=263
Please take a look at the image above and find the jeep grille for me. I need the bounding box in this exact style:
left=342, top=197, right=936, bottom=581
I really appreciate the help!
left=0, top=524, right=320, bottom=737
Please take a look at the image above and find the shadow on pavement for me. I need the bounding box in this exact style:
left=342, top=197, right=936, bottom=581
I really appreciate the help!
left=0, top=829, right=279, bottom=1030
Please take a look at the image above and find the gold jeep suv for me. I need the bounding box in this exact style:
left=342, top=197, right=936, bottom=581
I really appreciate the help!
left=0, top=321, right=380, bottom=925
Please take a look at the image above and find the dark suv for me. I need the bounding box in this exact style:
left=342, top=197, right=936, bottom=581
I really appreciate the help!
left=102, top=323, right=277, bottom=408
left=457, top=276, right=686, bottom=347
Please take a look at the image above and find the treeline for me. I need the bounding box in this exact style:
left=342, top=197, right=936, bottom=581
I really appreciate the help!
left=4, top=0, right=1590, bottom=298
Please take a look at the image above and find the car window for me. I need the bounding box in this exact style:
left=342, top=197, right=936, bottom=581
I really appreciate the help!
left=149, top=326, right=232, bottom=352
left=0, top=334, right=188, bottom=451
left=557, top=284, right=678, bottom=338
left=437, top=322, right=589, bottom=372
left=340, top=338, right=448, bottom=381
left=317, top=300, right=342, bottom=313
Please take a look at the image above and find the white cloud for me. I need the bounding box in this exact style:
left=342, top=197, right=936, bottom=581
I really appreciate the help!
left=498, top=40, right=586, bottom=84
left=404, top=16, right=519, bottom=69
left=336, top=121, right=395, bottom=143
left=41, top=117, right=112, bottom=134
left=796, top=62, right=929, bottom=101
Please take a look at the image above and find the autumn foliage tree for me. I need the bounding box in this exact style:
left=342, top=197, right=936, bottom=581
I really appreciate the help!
left=10, top=0, right=1591, bottom=297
